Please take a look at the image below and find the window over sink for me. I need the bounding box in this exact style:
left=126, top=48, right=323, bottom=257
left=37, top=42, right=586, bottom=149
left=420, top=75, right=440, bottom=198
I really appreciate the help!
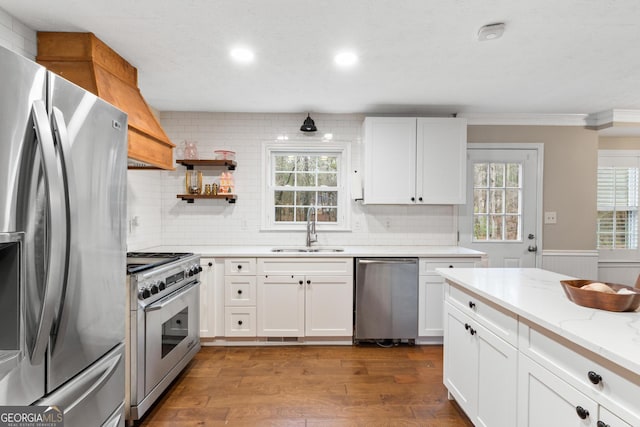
left=261, top=141, right=350, bottom=231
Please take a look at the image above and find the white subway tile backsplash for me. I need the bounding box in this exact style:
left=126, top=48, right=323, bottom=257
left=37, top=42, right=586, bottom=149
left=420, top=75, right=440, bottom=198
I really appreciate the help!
left=126, top=112, right=458, bottom=249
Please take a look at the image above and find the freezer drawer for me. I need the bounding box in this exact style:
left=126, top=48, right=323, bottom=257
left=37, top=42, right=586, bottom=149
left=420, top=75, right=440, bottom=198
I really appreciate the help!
left=35, top=343, right=125, bottom=427
left=355, top=258, right=418, bottom=341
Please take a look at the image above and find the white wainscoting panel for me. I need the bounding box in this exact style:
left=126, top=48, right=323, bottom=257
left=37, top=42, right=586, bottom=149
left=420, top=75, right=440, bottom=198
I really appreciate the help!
left=541, top=250, right=599, bottom=280
left=598, top=261, right=640, bottom=286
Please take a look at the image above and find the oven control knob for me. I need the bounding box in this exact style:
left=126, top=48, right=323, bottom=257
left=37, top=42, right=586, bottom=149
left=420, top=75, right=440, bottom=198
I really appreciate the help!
left=139, top=288, right=151, bottom=299
left=158, top=281, right=166, bottom=291
left=150, top=283, right=159, bottom=294
left=198, top=265, right=203, bottom=273
left=188, top=267, right=194, bottom=277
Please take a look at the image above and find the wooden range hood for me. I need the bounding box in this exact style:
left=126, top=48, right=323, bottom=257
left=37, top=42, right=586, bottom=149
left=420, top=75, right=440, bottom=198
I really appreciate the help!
left=37, top=32, right=175, bottom=170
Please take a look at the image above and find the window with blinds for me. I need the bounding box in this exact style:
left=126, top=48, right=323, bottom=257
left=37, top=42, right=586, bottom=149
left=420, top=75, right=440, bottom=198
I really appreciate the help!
left=597, top=153, right=640, bottom=250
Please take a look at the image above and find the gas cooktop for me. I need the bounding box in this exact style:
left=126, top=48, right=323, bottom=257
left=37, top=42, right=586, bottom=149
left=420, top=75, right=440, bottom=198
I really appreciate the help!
left=126, top=252, right=194, bottom=274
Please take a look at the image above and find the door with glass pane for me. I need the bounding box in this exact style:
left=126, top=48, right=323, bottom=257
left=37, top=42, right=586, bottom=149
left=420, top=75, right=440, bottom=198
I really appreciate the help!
left=459, top=148, right=539, bottom=267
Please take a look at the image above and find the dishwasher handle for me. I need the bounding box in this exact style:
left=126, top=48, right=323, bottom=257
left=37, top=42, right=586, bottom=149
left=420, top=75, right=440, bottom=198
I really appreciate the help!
left=357, top=259, right=417, bottom=264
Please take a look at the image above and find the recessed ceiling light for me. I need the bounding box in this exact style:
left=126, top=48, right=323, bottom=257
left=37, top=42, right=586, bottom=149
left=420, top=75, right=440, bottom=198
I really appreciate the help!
left=477, top=23, right=505, bottom=41
left=334, top=51, right=358, bottom=67
left=230, top=47, right=255, bottom=63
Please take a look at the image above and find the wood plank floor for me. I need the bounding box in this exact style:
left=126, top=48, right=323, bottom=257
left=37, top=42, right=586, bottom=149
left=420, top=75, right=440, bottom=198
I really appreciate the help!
left=138, top=345, right=474, bottom=426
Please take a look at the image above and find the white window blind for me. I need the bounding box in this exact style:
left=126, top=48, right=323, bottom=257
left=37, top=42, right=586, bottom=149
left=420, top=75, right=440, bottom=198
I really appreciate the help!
left=597, top=153, right=640, bottom=251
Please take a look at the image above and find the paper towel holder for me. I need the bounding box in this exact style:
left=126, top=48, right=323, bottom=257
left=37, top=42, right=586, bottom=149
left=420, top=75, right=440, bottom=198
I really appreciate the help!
left=351, top=170, right=363, bottom=201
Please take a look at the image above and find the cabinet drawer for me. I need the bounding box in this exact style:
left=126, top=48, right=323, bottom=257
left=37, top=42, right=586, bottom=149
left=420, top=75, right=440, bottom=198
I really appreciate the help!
left=257, top=258, right=353, bottom=276
left=446, top=282, right=518, bottom=346
left=224, top=307, right=256, bottom=337
left=420, top=259, right=478, bottom=275
left=224, top=258, right=256, bottom=275
left=519, top=320, right=640, bottom=425
left=224, top=276, right=256, bottom=306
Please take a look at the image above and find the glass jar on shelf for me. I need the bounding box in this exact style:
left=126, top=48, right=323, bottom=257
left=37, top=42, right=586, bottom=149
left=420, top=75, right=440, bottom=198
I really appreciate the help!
left=185, top=170, right=202, bottom=194
left=182, top=140, right=199, bottom=159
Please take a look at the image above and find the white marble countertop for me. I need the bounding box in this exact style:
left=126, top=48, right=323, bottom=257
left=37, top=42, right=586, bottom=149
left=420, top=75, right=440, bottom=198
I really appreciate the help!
left=136, top=245, right=485, bottom=258
left=436, top=268, right=640, bottom=376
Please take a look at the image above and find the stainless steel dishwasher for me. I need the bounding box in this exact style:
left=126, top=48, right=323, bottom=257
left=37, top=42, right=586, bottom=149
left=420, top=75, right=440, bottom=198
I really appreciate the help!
left=354, top=258, right=419, bottom=344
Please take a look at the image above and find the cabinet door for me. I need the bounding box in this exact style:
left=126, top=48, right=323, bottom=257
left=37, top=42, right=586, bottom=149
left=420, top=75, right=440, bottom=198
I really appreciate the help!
left=363, top=117, right=417, bottom=204
left=257, top=275, right=304, bottom=337
left=199, top=258, right=215, bottom=338
left=518, top=354, right=597, bottom=427
left=305, top=276, right=353, bottom=337
left=416, top=117, right=467, bottom=204
left=599, top=406, right=633, bottom=427
left=418, top=275, right=444, bottom=337
left=475, top=321, right=517, bottom=427
left=443, top=303, right=478, bottom=420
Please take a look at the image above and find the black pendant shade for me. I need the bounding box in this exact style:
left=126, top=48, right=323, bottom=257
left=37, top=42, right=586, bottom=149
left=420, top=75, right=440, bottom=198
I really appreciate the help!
left=300, top=114, right=317, bottom=132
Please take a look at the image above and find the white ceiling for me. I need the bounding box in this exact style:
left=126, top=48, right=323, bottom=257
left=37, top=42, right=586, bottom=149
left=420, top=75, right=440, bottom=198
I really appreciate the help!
left=3, top=0, right=640, bottom=118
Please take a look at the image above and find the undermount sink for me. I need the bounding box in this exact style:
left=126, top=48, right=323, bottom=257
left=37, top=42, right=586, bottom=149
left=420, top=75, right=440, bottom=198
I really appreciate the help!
left=271, top=247, right=344, bottom=253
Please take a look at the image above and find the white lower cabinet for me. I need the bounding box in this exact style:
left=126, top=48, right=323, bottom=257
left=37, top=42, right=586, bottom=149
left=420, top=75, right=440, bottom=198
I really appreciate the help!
left=518, top=354, right=598, bottom=427
left=518, top=321, right=639, bottom=427
left=599, top=407, right=633, bottom=427
left=257, top=274, right=353, bottom=337
left=199, top=258, right=216, bottom=338
left=419, top=259, right=481, bottom=339
left=444, top=302, right=517, bottom=427
left=304, top=275, right=353, bottom=336
left=223, top=258, right=257, bottom=337
left=224, top=306, right=257, bottom=337
left=257, top=275, right=305, bottom=337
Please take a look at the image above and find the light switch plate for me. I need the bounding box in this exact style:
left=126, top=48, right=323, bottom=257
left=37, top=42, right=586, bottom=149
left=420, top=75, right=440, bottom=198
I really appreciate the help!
left=544, top=211, right=557, bottom=224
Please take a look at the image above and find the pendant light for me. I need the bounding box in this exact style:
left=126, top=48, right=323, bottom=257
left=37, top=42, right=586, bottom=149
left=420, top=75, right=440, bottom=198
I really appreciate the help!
left=300, top=113, right=317, bottom=132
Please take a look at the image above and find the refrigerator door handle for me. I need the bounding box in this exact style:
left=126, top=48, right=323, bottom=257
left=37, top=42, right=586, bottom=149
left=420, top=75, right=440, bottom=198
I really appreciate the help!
left=29, top=100, right=68, bottom=365
left=48, top=107, right=76, bottom=349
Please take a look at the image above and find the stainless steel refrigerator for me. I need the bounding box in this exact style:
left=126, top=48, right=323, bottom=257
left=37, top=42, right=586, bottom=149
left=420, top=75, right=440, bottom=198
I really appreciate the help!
left=0, top=45, right=127, bottom=426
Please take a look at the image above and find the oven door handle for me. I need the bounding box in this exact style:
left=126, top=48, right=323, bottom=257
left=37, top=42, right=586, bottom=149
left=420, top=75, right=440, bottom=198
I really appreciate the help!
left=144, top=281, right=200, bottom=312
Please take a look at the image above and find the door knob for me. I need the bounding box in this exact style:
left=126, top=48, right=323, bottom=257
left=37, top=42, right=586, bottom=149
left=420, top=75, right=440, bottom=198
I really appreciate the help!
left=528, top=233, right=535, bottom=240
left=527, top=245, right=538, bottom=253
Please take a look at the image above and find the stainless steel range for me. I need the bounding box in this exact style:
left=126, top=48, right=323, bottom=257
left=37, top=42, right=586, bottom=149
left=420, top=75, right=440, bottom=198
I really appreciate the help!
left=125, top=252, right=201, bottom=423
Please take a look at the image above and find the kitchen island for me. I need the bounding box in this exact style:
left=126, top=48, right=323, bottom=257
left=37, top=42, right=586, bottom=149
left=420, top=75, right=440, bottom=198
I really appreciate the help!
left=437, top=267, right=639, bottom=427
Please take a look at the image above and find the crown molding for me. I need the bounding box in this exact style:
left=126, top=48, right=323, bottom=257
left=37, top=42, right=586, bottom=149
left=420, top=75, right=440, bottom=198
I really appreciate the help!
left=587, top=109, right=640, bottom=128
left=459, top=113, right=590, bottom=126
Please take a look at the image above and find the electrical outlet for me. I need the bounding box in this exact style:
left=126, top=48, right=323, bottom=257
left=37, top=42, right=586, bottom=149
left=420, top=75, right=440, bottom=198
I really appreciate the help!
left=353, top=218, right=362, bottom=231
left=384, top=217, right=391, bottom=229
left=544, top=211, right=557, bottom=224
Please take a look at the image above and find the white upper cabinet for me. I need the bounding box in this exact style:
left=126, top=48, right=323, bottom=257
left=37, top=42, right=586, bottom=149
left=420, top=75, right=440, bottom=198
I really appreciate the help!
left=362, top=117, right=467, bottom=204
left=363, top=117, right=417, bottom=204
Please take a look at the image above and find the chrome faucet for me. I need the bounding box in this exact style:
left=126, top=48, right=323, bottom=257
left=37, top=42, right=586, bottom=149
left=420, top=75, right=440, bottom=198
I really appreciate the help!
left=306, top=206, right=318, bottom=247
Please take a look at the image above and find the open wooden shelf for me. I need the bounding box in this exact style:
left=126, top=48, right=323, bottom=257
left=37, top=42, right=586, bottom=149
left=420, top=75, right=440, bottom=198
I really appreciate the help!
left=176, top=159, right=236, bottom=170
left=177, top=194, right=237, bottom=204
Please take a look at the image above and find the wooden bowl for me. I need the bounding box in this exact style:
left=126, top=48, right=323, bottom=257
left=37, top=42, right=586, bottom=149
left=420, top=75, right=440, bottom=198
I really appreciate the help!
left=560, top=280, right=640, bottom=312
